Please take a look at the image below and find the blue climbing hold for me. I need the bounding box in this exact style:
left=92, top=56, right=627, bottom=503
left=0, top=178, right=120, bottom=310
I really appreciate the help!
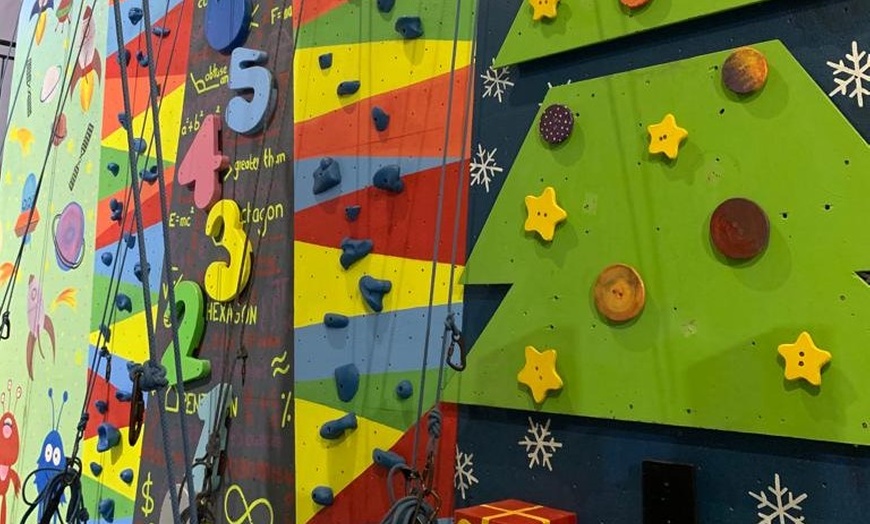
left=107, top=162, right=120, bottom=176
left=99, top=323, right=111, bottom=342
left=140, top=167, right=158, bottom=184
left=152, top=26, right=170, bottom=38
left=340, top=238, right=374, bottom=269
left=100, top=252, right=113, bottom=266
left=312, top=486, right=334, bottom=506
left=312, top=157, right=341, bottom=195
left=377, top=0, right=395, bottom=13
left=205, top=0, right=252, bottom=54
left=128, top=7, right=143, bottom=25
left=372, top=106, right=390, bottom=132
left=115, top=294, right=132, bottom=313
left=396, top=379, right=413, bottom=400
left=345, top=205, right=361, bottom=222
left=95, top=400, right=108, bottom=414
left=117, top=112, right=130, bottom=129
left=334, top=363, right=360, bottom=402
left=373, top=164, right=404, bottom=193
left=89, top=462, right=103, bottom=476
left=337, top=80, right=361, bottom=96
left=109, top=198, right=121, bottom=211
left=119, top=468, right=134, bottom=484
left=359, top=276, right=392, bottom=312
left=133, top=262, right=148, bottom=282
left=395, top=17, right=424, bottom=39
left=124, top=233, right=135, bottom=249
left=323, top=313, right=349, bottom=328
left=132, top=138, right=147, bottom=154
left=136, top=50, right=149, bottom=67
left=320, top=412, right=357, bottom=440
left=109, top=199, right=122, bottom=222
left=115, top=390, right=132, bottom=402
left=96, top=423, right=121, bottom=452
left=373, top=448, right=406, bottom=470
left=98, top=498, right=115, bottom=522
left=117, top=49, right=130, bottom=67
left=318, top=53, right=333, bottom=70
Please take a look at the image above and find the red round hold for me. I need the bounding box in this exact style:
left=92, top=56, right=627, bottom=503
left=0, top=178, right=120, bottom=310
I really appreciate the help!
left=710, top=197, right=770, bottom=260
left=621, top=0, right=652, bottom=8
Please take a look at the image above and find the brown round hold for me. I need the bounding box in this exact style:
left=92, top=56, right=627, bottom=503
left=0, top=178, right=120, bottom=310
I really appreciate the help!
left=620, top=0, right=651, bottom=8
left=722, top=47, right=768, bottom=94
left=594, top=264, right=646, bottom=322
left=710, top=197, right=770, bottom=260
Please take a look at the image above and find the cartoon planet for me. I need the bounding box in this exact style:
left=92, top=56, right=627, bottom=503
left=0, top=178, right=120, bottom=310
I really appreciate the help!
left=15, top=174, right=40, bottom=242
left=41, top=65, right=61, bottom=103
left=53, top=202, right=85, bottom=271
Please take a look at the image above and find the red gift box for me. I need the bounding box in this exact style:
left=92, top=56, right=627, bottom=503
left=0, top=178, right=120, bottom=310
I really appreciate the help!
left=455, top=499, right=577, bottom=524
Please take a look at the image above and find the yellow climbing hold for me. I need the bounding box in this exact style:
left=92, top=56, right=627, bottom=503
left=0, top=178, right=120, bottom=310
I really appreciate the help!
left=647, top=113, right=688, bottom=160
left=777, top=331, right=831, bottom=387
left=517, top=345, right=563, bottom=404
left=529, top=0, right=560, bottom=21
left=524, top=186, right=567, bottom=241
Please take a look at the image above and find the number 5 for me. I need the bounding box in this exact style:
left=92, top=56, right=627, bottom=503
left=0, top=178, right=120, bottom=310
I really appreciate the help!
left=225, top=47, right=277, bottom=135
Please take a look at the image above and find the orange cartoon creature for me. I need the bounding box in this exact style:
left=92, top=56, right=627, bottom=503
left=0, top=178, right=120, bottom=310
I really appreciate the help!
left=0, top=381, right=22, bottom=524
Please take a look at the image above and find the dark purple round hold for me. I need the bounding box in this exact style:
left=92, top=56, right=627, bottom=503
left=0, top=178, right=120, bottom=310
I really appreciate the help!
left=539, top=104, right=574, bottom=145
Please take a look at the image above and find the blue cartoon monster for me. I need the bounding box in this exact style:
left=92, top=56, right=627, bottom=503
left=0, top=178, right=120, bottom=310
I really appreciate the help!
left=34, top=388, right=67, bottom=523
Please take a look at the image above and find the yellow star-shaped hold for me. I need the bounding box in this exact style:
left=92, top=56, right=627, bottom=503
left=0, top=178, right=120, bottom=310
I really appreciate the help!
left=777, top=331, right=831, bottom=387
left=524, top=186, right=567, bottom=241
left=647, top=113, right=688, bottom=160
left=517, top=345, right=563, bottom=404
left=528, top=0, right=559, bottom=21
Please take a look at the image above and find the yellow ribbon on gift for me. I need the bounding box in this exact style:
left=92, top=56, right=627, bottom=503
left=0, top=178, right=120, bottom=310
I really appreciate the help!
left=479, top=503, right=550, bottom=524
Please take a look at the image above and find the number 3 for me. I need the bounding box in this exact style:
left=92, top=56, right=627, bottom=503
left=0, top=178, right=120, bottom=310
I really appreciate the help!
left=204, top=199, right=253, bottom=302
left=225, top=47, right=277, bottom=135
left=161, top=281, right=210, bottom=386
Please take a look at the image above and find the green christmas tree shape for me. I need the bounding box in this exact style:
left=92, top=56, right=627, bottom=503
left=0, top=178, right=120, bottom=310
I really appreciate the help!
left=447, top=41, right=870, bottom=445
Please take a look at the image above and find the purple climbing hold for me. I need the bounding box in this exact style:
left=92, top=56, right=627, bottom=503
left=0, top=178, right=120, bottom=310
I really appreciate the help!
left=345, top=205, right=361, bottom=222
left=320, top=412, right=357, bottom=439
left=107, top=162, right=120, bottom=176
left=94, top=400, right=108, bottom=414
left=312, top=486, right=334, bottom=506
left=359, top=275, right=392, bottom=312
left=377, top=0, right=395, bottom=13
left=395, top=379, right=413, bottom=399
left=128, top=7, right=143, bottom=25
left=539, top=104, right=574, bottom=145
left=340, top=238, right=374, bottom=269
left=152, top=26, right=170, bottom=38
left=395, top=17, right=424, bottom=39
left=313, top=157, right=341, bottom=194
left=319, top=53, right=333, bottom=70
left=337, top=80, right=361, bottom=96
left=115, top=294, right=132, bottom=313
left=100, top=252, right=113, bottom=266
left=373, top=164, right=403, bottom=193
left=372, top=106, right=390, bottom=132
left=136, top=50, right=149, bottom=67
left=334, top=363, right=360, bottom=402
left=324, top=313, right=349, bottom=328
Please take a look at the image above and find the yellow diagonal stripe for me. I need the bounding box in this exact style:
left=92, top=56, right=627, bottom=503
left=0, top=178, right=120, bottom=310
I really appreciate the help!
left=293, top=241, right=464, bottom=328
left=101, top=85, right=186, bottom=162
left=89, top=307, right=156, bottom=363
left=295, top=399, right=403, bottom=524
left=82, top=425, right=144, bottom=501
left=294, top=39, right=472, bottom=123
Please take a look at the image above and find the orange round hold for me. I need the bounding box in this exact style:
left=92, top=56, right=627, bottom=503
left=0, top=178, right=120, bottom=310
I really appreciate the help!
left=722, top=47, right=768, bottom=94
left=594, top=264, right=645, bottom=322
left=620, top=0, right=652, bottom=8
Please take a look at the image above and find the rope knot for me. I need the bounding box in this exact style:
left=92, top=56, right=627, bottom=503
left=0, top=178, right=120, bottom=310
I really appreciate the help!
left=127, top=360, right=168, bottom=392
left=427, top=408, right=442, bottom=439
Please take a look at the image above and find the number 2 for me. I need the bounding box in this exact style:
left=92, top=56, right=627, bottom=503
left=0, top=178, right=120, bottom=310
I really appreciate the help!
left=177, top=114, right=230, bottom=210
left=225, top=47, right=277, bottom=135
left=161, top=280, right=211, bottom=386
left=204, top=199, right=253, bottom=302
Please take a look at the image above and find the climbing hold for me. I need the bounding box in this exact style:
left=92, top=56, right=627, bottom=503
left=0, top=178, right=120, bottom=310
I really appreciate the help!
left=337, top=80, right=361, bottom=96
left=395, top=380, right=413, bottom=400
left=320, top=412, right=358, bottom=439
left=98, top=498, right=115, bottom=522
left=96, top=423, right=121, bottom=452
left=109, top=199, right=122, bottom=222
left=517, top=345, right=563, bottom=404
left=94, top=400, right=108, bottom=414
left=372, top=164, right=403, bottom=193
left=620, top=0, right=652, bottom=8
left=107, top=162, right=120, bottom=176
left=115, top=294, right=132, bottom=313
left=152, top=26, right=170, bottom=38
left=132, top=138, right=147, bottom=154
left=117, top=49, right=130, bottom=67
left=372, top=106, right=390, bottom=132
left=324, top=313, right=349, bottom=328
left=334, top=363, right=360, bottom=402
left=647, top=113, right=688, bottom=160
left=345, top=205, right=361, bottom=222
left=529, top=0, right=559, bottom=20
left=340, top=238, right=374, bottom=269
left=539, top=104, right=574, bottom=145
left=722, top=47, right=768, bottom=95
left=312, top=157, right=341, bottom=194
left=359, top=276, right=392, bottom=312
left=128, top=7, right=143, bottom=24
left=89, top=462, right=102, bottom=476
left=778, top=331, right=831, bottom=387
left=99, top=323, right=111, bottom=342
left=140, top=166, right=158, bottom=184
left=312, top=486, right=334, bottom=506
left=318, top=53, right=333, bottom=70
left=100, top=252, right=113, bottom=266
left=377, top=0, right=395, bottom=13
left=115, top=390, right=132, bottom=402
left=135, top=50, right=149, bottom=67
left=119, top=468, right=134, bottom=484
left=710, top=197, right=769, bottom=260
left=593, top=264, right=645, bottom=322
left=373, top=448, right=406, bottom=469
left=395, top=16, right=423, bottom=39
left=204, top=0, right=252, bottom=54
left=524, top=186, right=567, bottom=241
left=133, top=262, right=147, bottom=282
left=124, top=233, right=135, bottom=249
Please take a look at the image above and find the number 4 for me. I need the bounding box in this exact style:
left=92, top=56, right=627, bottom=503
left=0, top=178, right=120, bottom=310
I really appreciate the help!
left=177, top=114, right=229, bottom=210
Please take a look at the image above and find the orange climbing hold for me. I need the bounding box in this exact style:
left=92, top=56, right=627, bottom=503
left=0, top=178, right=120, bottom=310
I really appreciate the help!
left=594, top=264, right=646, bottom=323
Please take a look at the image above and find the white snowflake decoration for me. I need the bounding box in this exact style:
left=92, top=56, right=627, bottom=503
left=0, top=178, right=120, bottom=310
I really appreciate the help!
left=480, top=59, right=514, bottom=103
left=828, top=40, right=869, bottom=108
left=518, top=417, right=563, bottom=471
left=454, top=445, right=479, bottom=500
left=748, top=473, right=807, bottom=524
left=469, top=144, right=503, bottom=192
left=539, top=79, right=573, bottom=107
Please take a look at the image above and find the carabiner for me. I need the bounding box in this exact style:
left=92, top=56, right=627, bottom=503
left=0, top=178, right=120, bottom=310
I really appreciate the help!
left=128, top=370, right=145, bottom=446
left=0, top=311, right=10, bottom=340
left=444, top=313, right=467, bottom=371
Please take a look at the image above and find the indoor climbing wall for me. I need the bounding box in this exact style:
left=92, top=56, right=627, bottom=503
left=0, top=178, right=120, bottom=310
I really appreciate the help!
left=292, top=0, right=472, bottom=520
left=451, top=0, right=870, bottom=522
left=0, top=1, right=106, bottom=523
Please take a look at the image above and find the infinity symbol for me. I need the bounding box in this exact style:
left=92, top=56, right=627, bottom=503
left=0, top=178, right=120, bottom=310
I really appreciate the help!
left=224, top=484, right=273, bottom=524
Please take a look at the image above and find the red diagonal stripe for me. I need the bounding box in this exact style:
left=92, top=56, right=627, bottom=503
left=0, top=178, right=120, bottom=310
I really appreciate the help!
left=84, top=371, right=132, bottom=440
left=95, top=167, right=175, bottom=250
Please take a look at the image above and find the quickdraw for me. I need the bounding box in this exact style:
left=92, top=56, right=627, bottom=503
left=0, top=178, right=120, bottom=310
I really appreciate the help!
left=445, top=313, right=467, bottom=371
left=128, top=368, right=145, bottom=446
left=0, top=311, right=9, bottom=340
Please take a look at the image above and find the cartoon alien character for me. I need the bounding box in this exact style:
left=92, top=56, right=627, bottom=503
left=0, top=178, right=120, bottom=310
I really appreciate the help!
left=0, top=381, right=22, bottom=524
left=34, top=389, right=67, bottom=524
left=68, top=6, right=101, bottom=112
left=26, top=275, right=56, bottom=381
left=54, top=0, right=72, bottom=33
